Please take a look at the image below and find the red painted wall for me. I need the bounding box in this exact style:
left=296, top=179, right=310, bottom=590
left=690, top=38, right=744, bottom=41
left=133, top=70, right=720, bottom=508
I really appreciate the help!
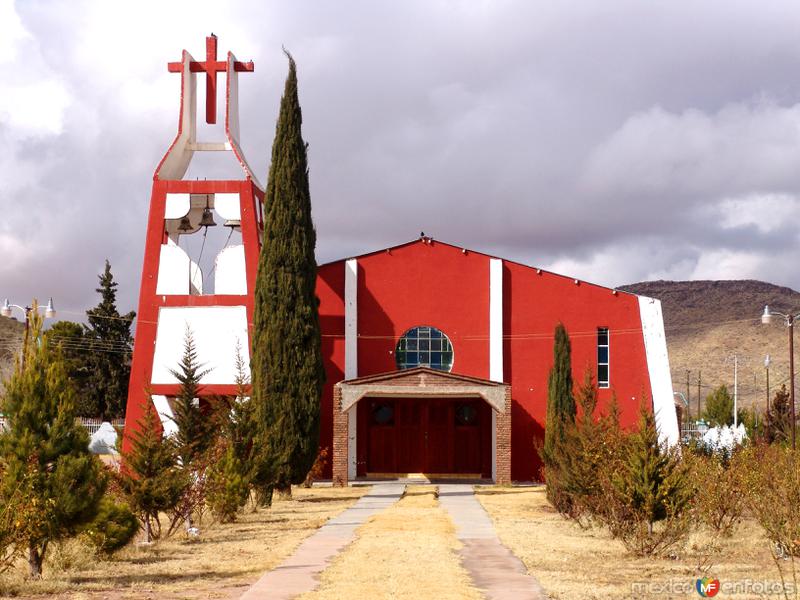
left=315, top=239, right=653, bottom=482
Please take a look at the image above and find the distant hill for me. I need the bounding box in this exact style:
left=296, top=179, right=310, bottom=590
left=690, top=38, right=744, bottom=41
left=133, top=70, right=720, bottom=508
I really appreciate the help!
left=0, top=317, right=24, bottom=386
left=620, top=280, right=800, bottom=417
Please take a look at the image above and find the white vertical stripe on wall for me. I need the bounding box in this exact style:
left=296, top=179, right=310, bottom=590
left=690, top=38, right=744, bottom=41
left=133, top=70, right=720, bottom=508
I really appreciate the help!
left=345, top=259, right=358, bottom=380
left=344, top=259, right=358, bottom=479
left=638, top=296, right=679, bottom=447
left=489, top=258, right=504, bottom=382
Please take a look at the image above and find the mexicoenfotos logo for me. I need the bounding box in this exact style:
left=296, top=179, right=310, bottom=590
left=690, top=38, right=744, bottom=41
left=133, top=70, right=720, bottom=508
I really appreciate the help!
left=696, top=577, right=721, bottom=597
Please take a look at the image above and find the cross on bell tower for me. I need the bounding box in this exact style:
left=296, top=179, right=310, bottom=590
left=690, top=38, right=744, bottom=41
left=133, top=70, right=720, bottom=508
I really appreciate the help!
left=168, top=34, right=254, bottom=125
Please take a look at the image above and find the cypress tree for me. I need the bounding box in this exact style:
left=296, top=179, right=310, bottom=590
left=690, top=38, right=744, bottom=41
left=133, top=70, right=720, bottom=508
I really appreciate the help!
left=542, top=322, right=576, bottom=511
left=251, top=51, right=325, bottom=496
left=0, top=302, right=106, bottom=577
left=544, top=322, right=576, bottom=454
left=84, top=260, right=135, bottom=419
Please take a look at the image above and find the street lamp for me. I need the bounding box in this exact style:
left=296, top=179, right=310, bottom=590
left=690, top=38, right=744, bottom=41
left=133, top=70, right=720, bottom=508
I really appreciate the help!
left=0, top=298, right=57, bottom=366
left=765, top=353, right=771, bottom=421
left=761, top=305, right=797, bottom=449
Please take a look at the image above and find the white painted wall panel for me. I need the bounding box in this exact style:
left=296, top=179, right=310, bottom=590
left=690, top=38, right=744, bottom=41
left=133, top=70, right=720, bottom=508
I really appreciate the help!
left=151, top=306, right=251, bottom=384
left=214, top=193, right=241, bottom=220
left=151, top=394, right=178, bottom=439
left=156, top=244, right=191, bottom=295
left=638, top=296, right=679, bottom=446
left=156, top=243, right=204, bottom=295
left=164, top=193, right=191, bottom=219
left=489, top=258, right=504, bottom=382
left=214, top=245, right=247, bottom=295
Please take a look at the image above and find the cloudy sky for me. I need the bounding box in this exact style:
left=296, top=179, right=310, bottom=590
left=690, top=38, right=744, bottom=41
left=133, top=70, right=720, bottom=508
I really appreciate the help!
left=3, top=0, right=800, bottom=320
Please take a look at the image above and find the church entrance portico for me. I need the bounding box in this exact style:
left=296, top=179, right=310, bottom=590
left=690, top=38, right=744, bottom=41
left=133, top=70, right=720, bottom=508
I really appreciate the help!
left=332, top=367, right=511, bottom=485
left=359, top=397, right=492, bottom=477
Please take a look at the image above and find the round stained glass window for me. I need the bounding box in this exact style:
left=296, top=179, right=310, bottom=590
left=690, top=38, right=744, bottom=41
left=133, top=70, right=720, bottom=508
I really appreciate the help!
left=395, top=326, right=454, bottom=372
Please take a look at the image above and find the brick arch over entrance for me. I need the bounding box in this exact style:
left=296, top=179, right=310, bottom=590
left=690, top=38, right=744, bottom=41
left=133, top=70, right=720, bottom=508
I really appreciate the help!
left=332, top=367, right=511, bottom=485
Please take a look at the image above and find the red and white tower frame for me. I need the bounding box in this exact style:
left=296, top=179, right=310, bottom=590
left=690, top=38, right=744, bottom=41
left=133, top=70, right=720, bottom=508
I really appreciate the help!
left=123, top=35, right=262, bottom=451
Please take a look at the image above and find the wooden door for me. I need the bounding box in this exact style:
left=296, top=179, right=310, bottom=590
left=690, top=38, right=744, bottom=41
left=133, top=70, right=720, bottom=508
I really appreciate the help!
left=365, top=400, right=396, bottom=473
left=453, top=400, right=489, bottom=475
left=425, top=400, right=453, bottom=473
left=362, top=397, right=491, bottom=477
left=395, top=400, right=424, bottom=472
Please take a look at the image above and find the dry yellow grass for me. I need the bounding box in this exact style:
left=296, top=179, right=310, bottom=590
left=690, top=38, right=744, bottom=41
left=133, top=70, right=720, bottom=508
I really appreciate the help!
left=477, top=486, right=781, bottom=600
left=0, top=486, right=368, bottom=600
left=299, top=485, right=482, bottom=600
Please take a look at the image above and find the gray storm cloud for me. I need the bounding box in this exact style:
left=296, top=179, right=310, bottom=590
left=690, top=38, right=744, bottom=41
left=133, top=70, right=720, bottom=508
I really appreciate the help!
left=2, top=0, right=800, bottom=320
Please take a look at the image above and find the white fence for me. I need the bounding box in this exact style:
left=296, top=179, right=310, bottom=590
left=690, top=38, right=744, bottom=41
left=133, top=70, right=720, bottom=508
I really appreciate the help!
left=0, top=416, right=125, bottom=434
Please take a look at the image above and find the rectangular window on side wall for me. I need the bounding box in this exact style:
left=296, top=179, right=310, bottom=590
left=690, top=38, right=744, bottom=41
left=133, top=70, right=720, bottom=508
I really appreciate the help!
left=597, top=327, right=610, bottom=388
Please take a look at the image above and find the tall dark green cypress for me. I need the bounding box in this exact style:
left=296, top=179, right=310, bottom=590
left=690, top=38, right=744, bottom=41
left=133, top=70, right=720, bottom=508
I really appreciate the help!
left=251, top=52, right=324, bottom=495
left=545, top=322, right=576, bottom=453
left=542, top=322, right=576, bottom=510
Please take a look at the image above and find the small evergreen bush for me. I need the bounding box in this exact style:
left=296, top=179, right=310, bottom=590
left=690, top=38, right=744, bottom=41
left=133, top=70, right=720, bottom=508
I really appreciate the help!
left=82, top=498, right=139, bottom=555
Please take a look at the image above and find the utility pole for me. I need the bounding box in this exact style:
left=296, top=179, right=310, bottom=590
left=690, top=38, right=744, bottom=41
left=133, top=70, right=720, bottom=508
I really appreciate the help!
left=686, top=370, right=692, bottom=422
left=753, top=371, right=757, bottom=428
left=765, top=354, right=771, bottom=437
left=733, top=354, right=738, bottom=427
left=697, top=370, right=702, bottom=419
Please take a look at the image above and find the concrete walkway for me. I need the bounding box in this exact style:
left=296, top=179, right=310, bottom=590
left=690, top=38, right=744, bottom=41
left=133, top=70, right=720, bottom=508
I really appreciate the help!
left=239, top=483, right=405, bottom=600
left=439, top=484, right=548, bottom=600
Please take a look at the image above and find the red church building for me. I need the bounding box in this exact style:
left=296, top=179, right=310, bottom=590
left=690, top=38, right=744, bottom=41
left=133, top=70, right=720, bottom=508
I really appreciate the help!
left=123, top=36, right=678, bottom=484
left=317, top=238, right=678, bottom=485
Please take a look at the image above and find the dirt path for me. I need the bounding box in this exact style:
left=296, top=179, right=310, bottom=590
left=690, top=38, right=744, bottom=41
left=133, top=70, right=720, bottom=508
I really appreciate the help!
left=298, top=485, right=482, bottom=600
left=240, top=483, right=405, bottom=600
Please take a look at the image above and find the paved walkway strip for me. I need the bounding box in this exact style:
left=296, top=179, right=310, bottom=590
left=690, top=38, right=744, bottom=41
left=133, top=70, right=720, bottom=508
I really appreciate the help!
left=438, top=484, right=549, bottom=600
left=239, top=484, right=406, bottom=600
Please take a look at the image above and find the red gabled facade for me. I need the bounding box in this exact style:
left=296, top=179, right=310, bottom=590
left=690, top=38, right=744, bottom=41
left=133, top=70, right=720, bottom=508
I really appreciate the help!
left=317, top=238, right=672, bottom=482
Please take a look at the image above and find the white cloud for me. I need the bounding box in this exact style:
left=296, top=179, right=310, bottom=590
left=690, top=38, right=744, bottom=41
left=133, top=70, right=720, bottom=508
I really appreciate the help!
left=582, top=101, right=800, bottom=201
left=0, top=0, right=28, bottom=62
left=708, top=193, right=800, bottom=234
left=0, top=1, right=70, bottom=136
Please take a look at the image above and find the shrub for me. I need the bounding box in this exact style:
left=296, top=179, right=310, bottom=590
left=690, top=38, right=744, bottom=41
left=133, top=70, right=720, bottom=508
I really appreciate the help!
left=118, top=402, right=188, bottom=543
left=746, top=445, right=800, bottom=558
left=766, top=385, right=793, bottom=445
left=82, top=498, right=139, bottom=555
left=552, top=372, right=625, bottom=524
left=703, top=385, right=736, bottom=427
left=206, top=442, right=250, bottom=523
left=595, top=407, right=693, bottom=556
left=685, top=450, right=746, bottom=538
left=302, top=446, right=330, bottom=488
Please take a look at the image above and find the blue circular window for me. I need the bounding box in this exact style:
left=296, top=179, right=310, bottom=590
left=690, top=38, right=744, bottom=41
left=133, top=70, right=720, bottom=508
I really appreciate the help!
left=395, top=326, right=454, bottom=372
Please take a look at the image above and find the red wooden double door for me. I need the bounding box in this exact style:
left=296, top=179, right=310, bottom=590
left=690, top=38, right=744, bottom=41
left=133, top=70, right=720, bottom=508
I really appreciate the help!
left=357, top=397, right=492, bottom=477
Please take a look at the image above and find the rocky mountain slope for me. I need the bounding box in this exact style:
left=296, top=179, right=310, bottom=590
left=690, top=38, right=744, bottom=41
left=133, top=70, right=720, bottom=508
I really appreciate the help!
left=620, top=280, right=800, bottom=417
